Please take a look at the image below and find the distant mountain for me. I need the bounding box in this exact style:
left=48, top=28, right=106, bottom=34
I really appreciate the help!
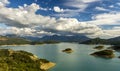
left=23, top=36, right=42, bottom=41
left=108, top=36, right=120, bottom=41
left=108, top=36, right=120, bottom=45
left=1, top=34, right=120, bottom=45
left=5, top=34, right=19, bottom=38
left=81, top=38, right=108, bottom=44
left=81, top=37, right=120, bottom=45
left=37, top=35, right=90, bottom=43
left=0, top=36, right=31, bottom=45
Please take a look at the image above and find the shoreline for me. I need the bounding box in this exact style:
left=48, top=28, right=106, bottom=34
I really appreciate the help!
left=0, top=43, right=113, bottom=47
left=0, top=42, right=61, bottom=46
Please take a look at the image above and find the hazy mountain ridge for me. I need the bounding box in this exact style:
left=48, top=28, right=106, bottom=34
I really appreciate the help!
left=81, top=37, right=120, bottom=45
left=36, top=35, right=90, bottom=43
left=0, top=35, right=31, bottom=45
left=0, top=34, right=120, bottom=45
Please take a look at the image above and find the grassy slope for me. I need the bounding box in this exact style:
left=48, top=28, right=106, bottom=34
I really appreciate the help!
left=0, top=36, right=31, bottom=45
left=0, top=49, right=50, bottom=71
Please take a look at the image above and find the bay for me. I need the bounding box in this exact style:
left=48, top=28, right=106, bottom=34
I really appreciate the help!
left=0, top=43, right=120, bottom=71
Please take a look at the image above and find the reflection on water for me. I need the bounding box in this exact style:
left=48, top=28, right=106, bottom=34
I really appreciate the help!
left=0, top=43, right=120, bottom=71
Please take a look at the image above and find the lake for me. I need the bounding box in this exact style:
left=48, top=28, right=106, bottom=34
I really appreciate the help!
left=0, top=43, right=120, bottom=71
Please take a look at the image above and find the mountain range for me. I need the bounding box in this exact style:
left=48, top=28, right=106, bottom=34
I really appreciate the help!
left=82, top=37, right=120, bottom=45
left=0, top=34, right=120, bottom=45
left=33, top=35, right=90, bottom=43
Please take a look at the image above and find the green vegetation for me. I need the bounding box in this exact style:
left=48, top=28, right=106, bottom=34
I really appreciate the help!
left=91, top=50, right=115, bottom=58
left=0, top=36, right=30, bottom=45
left=82, top=38, right=108, bottom=44
left=94, top=45, right=104, bottom=50
left=0, top=49, right=55, bottom=71
left=81, top=37, right=120, bottom=45
left=0, top=36, right=60, bottom=45
left=62, top=48, right=73, bottom=53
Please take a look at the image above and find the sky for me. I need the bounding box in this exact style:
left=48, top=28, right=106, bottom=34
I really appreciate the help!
left=0, top=0, right=120, bottom=39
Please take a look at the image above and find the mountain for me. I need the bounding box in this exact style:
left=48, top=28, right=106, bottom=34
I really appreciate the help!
left=0, top=34, right=90, bottom=45
left=81, top=37, right=120, bottom=45
left=108, top=36, right=120, bottom=41
left=81, top=38, right=108, bottom=44
left=1, top=34, right=120, bottom=45
left=23, top=36, right=41, bottom=41
left=5, top=34, right=19, bottom=37
left=108, top=36, right=120, bottom=45
left=0, top=36, right=31, bottom=45
left=37, top=35, right=90, bottom=43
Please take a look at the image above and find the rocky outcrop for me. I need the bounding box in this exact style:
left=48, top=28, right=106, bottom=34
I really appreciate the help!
left=91, top=50, right=115, bottom=58
left=0, top=49, right=55, bottom=71
left=40, top=62, right=55, bottom=70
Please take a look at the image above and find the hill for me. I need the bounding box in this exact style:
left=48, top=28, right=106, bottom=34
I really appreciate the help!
left=81, top=37, right=120, bottom=45
left=0, top=36, right=31, bottom=45
left=81, top=38, right=108, bottom=44
left=0, top=49, right=55, bottom=71
left=108, top=36, right=120, bottom=45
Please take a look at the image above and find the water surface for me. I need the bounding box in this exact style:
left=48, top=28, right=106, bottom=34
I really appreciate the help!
left=0, top=43, right=120, bottom=71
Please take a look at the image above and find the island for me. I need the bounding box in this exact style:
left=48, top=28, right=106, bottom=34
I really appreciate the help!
left=0, top=49, right=55, bottom=71
left=94, top=45, right=104, bottom=50
left=90, top=50, right=115, bottom=58
left=62, top=48, right=73, bottom=53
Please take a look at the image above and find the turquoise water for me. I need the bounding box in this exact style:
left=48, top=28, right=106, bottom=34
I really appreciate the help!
left=0, top=43, right=120, bottom=71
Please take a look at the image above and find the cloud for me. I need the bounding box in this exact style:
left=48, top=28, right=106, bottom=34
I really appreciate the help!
left=52, top=0, right=100, bottom=17
left=103, top=27, right=120, bottom=38
left=109, top=5, right=114, bottom=8
left=52, top=11, right=79, bottom=17
left=89, top=12, right=120, bottom=25
left=0, top=2, right=57, bottom=27
left=117, top=3, right=120, bottom=6
left=79, top=0, right=99, bottom=3
left=40, top=7, right=52, bottom=11
left=0, top=0, right=103, bottom=38
left=63, top=0, right=89, bottom=13
left=1, top=27, right=37, bottom=37
left=113, top=27, right=120, bottom=29
left=64, top=0, right=99, bottom=8
left=95, top=7, right=109, bottom=11
left=0, top=0, right=119, bottom=39
left=0, top=0, right=9, bottom=5
left=53, top=6, right=64, bottom=13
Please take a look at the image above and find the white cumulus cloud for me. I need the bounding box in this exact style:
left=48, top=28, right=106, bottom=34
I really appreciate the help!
left=0, top=0, right=9, bottom=5
left=0, top=0, right=119, bottom=39
left=89, top=12, right=120, bottom=25
left=53, top=6, right=64, bottom=13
